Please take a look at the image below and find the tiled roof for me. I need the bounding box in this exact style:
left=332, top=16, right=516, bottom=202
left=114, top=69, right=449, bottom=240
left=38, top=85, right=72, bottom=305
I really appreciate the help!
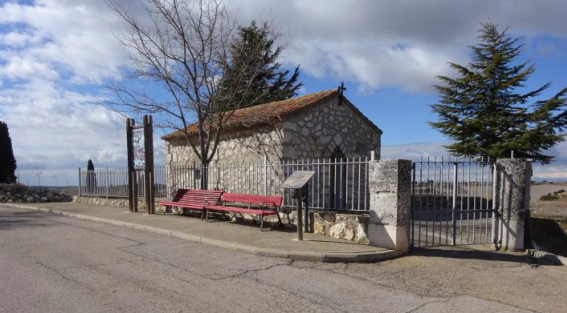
left=162, top=89, right=339, bottom=140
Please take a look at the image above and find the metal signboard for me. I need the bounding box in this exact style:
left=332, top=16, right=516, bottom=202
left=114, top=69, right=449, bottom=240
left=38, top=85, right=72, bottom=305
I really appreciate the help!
left=133, top=128, right=145, bottom=167
left=282, top=171, right=315, bottom=189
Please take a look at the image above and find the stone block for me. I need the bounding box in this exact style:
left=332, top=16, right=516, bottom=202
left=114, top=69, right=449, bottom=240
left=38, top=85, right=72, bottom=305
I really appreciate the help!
left=495, top=159, right=531, bottom=251
left=367, top=159, right=412, bottom=252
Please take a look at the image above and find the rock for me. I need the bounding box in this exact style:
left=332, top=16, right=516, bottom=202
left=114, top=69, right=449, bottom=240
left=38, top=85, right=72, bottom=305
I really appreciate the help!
left=329, top=222, right=355, bottom=241
left=26, top=197, right=34, bottom=203
left=40, top=197, right=48, bottom=202
left=313, top=216, right=326, bottom=235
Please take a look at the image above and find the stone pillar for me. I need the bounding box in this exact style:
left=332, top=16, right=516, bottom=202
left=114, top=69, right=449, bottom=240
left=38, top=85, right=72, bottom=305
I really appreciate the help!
left=367, top=159, right=412, bottom=253
left=496, top=159, right=532, bottom=251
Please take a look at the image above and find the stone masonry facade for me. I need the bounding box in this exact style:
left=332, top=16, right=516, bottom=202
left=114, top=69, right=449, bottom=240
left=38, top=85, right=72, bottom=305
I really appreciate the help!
left=164, top=95, right=381, bottom=168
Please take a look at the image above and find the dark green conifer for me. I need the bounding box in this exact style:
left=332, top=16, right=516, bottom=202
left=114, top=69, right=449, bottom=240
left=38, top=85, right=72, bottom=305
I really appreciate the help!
left=431, top=23, right=567, bottom=164
left=222, top=21, right=303, bottom=108
left=0, top=121, right=17, bottom=183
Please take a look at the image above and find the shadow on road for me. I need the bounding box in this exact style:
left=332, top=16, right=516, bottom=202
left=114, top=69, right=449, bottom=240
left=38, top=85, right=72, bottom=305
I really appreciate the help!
left=0, top=209, right=54, bottom=231
left=411, top=246, right=537, bottom=264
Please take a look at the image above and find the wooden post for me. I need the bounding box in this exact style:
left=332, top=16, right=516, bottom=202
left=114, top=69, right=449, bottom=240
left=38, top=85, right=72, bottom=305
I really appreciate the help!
left=296, top=188, right=303, bottom=241
left=133, top=170, right=138, bottom=212
left=144, top=115, right=155, bottom=214
left=126, top=118, right=135, bottom=212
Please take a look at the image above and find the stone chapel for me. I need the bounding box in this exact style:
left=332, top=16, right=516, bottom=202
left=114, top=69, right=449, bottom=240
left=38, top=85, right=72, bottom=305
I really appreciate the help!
left=162, top=89, right=382, bottom=166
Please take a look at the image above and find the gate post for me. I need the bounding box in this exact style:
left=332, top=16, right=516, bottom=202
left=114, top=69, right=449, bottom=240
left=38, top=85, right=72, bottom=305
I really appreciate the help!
left=495, top=159, right=532, bottom=251
left=367, top=159, right=412, bottom=253
left=452, top=162, right=458, bottom=245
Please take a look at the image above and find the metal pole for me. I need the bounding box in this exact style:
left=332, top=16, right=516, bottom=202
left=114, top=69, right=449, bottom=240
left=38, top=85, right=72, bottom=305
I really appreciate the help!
left=296, top=188, right=303, bottom=241
left=263, top=154, right=267, bottom=195
left=126, top=118, right=135, bottom=212
left=452, top=162, right=458, bottom=245
left=410, top=162, right=416, bottom=248
left=78, top=168, right=81, bottom=197
left=491, top=163, right=498, bottom=244
left=106, top=167, right=110, bottom=198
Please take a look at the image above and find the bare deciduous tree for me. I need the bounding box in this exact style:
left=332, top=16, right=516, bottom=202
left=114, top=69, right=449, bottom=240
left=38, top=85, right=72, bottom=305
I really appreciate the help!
left=105, top=0, right=268, bottom=188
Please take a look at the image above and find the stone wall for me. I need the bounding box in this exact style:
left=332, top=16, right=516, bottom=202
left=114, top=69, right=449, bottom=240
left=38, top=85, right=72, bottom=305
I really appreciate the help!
left=73, top=196, right=160, bottom=212
left=282, top=97, right=381, bottom=159
left=165, top=126, right=284, bottom=167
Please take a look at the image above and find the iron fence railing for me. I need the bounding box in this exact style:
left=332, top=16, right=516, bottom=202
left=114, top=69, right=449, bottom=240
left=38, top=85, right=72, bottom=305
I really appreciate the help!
left=410, top=157, right=498, bottom=247
left=78, top=157, right=371, bottom=211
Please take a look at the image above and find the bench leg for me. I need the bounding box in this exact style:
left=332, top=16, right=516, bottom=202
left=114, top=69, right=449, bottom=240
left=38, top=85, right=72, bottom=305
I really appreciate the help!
left=277, top=213, right=283, bottom=227
left=222, top=212, right=230, bottom=221
left=260, top=215, right=264, bottom=231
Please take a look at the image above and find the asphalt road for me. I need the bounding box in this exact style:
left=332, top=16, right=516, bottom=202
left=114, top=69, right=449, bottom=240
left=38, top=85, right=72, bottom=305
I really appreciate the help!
left=0, top=205, right=555, bottom=312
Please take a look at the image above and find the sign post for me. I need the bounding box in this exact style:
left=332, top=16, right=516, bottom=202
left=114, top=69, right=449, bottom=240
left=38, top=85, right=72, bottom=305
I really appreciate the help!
left=282, top=171, right=315, bottom=241
left=126, top=115, right=155, bottom=214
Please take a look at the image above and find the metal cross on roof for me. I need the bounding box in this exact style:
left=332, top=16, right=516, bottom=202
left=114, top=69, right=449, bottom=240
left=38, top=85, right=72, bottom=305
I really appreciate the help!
left=338, top=82, right=346, bottom=105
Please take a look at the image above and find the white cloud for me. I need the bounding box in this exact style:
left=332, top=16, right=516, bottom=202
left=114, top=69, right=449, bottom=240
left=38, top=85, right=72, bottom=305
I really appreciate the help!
left=0, top=79, right=126, bottom=169
left=0, top=0, right=131, bottom=83
left=382, top=141, right=567, bottom=181
left=1, top=0, right=567, bottom=186
left=382, top=141, right=450, bottom=161
left=233, top=0, right=567, bottom=92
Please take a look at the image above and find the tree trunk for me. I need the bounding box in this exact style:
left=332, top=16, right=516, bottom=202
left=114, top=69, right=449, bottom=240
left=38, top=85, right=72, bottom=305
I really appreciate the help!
left=200, top=159, right=209, bottom=190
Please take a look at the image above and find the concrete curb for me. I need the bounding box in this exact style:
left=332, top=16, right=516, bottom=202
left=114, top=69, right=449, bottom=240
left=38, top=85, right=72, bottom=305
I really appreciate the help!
left=527, top=248, right=567, bottom=266
left=5, top=204, right=402, bottom=263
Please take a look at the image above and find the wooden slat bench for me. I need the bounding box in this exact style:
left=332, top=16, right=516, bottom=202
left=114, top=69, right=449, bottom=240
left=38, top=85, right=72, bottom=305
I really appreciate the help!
left=206, top=193, right=285, bottom=231
left=159, top=189, right=223, bottom=218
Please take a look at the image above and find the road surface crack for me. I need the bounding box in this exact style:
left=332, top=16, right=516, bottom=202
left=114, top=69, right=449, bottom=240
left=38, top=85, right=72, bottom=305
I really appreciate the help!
left=212, top=261, right=290, bottom=280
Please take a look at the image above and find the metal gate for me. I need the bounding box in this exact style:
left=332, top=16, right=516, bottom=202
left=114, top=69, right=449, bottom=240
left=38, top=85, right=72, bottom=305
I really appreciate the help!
left=410, top=157, right=498, bottom=248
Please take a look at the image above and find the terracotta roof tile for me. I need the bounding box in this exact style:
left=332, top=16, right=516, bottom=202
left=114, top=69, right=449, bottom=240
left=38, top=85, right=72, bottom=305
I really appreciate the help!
left=162, top=89, right=338, bottom=140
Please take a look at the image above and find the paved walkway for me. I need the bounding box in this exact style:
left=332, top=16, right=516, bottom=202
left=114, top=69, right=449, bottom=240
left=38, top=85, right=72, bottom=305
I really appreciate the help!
left=7, top=202, right=399, bottom=263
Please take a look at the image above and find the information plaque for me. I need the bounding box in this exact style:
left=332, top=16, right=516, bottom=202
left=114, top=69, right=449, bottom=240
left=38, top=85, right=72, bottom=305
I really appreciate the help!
left=281, top=171, right=315, bottom=241
left=281, top=171, right=315, bottom=190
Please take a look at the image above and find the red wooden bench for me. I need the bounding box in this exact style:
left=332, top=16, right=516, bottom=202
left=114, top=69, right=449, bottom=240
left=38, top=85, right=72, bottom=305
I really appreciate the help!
left=206, top=193, right=285, bottom=231
left=159, top=189, right=223, bottom=218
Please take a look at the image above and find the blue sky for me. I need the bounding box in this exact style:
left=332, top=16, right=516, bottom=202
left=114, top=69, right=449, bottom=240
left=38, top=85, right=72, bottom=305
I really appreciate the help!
left=1, top=0, right=567, bottom=185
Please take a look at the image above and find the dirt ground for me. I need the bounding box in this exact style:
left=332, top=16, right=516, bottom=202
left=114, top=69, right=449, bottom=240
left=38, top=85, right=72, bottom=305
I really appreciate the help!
left=295, top=246, right=567, bottom=313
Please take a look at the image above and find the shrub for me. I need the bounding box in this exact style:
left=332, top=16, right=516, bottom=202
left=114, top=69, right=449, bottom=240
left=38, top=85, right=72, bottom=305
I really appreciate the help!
left=0, top=183, right=29, bottom=194
left=540, top=193, right=559, bottom=201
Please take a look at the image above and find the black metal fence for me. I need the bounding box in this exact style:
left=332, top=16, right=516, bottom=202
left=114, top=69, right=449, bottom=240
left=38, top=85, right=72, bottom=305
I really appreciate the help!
left=78, top=157, right=371, bottom=211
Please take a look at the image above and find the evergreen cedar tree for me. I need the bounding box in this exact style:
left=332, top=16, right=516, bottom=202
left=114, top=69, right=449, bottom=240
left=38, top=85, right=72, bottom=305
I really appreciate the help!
left=87, top=159, right=95, bottom=171
left=0, top=121, right=17, bottom=184
left=0, top=121, right=17, bottom=183
left=430, top=23, right=567, bottom=164
left=86, top=159, right=96, bottom=191
left=221, top=21, right=303, bottom=109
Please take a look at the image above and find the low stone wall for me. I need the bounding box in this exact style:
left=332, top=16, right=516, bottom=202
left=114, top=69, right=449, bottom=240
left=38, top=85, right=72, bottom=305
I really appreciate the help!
left=313, top=212, right=369, bottom=244
left=73, top=196, right=160, bottom=211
